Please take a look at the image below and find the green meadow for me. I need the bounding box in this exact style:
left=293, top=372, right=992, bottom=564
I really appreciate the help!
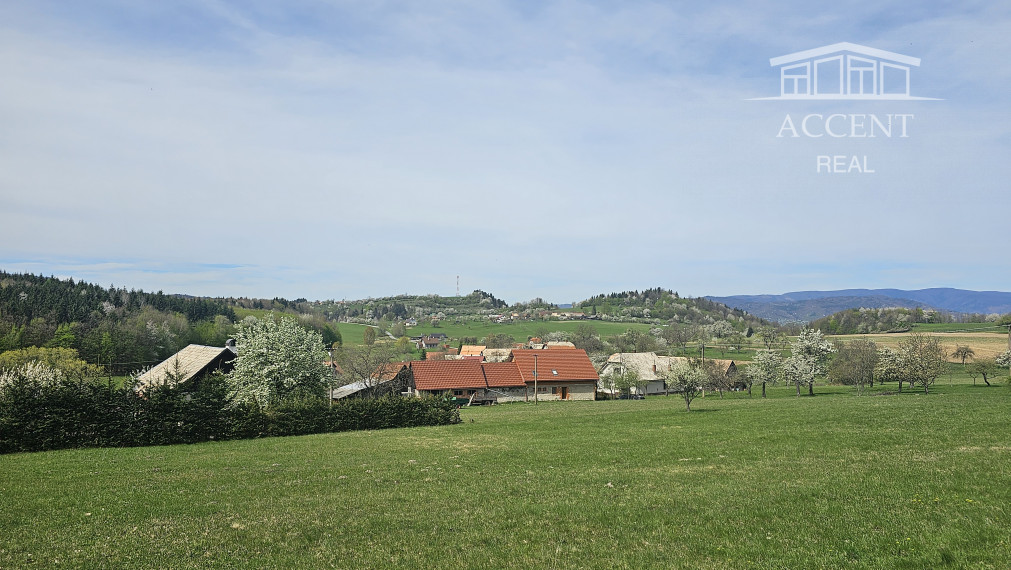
left=2, top=380, right=1009, bottom=568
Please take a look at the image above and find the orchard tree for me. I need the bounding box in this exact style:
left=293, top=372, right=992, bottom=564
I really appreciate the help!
left=951, top=345, right=975, bottom=367
left=664, top=357, right=707, bottom=411
left=609, top=367, right=643, bottom=399
left=967, top=357, right=1000, bottom=387
left=363, top=326, right=377, bottom=346
left=875, top=347, right=904, bottom=389
left=226, top=314, right=334, bottom=408
left=335, top=341, right=398, bottom=393
left=828, top=339, right=879, bottom=394
left=746, top=349, right=783, bottom=398
left=898, top=333, right=947, bottom=394
left=783, top=329, right=835, bottom=396
left=995, top=349, right=1011, bottom=372
left=571, top=324, right=606, bottom=354
left=757, top=326, right=784, bottom=350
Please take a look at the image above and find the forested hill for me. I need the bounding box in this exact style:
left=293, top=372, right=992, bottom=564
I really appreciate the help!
left=0, top=271, right=236, bottom=325
left=575, top=288, right=775, bottom=329
left=0, top=271, right=239, bottom=373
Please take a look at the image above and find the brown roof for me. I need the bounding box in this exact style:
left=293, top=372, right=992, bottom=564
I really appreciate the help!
left=511, top=349, right=599, bottom=383
left=410, top=359, right=525, bottom=391
left=460, top=345, right=486, bottom=357
left=411, top=360, right=489, bottom=391
left=481, top=361, right=524, bottom=387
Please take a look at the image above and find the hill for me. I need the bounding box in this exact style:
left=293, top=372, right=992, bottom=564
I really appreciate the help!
left=708, top=288, right=1011, bottom=323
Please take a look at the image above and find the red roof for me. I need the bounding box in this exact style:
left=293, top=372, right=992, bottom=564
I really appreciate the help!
left=411, top=360, right=486, bottom=391
left=511, top=349, right=599, bottom=383
left=482, top=361, right=524, bottom=387
left=410, top=359, right=525, bottom=391
left=410, top=350, right=597, bottom=391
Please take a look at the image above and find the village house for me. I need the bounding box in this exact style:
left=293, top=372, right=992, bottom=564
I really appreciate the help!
left=410, top=348, right=598, bottom=403
left=598, top=352, right=739, bottom=396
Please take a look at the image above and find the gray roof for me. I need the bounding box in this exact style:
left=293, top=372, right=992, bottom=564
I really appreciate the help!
left=135, top=344, right=234, bottom=390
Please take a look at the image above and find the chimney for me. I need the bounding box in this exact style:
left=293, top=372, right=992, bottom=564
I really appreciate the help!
left=226, top=338, right=237, bottom=354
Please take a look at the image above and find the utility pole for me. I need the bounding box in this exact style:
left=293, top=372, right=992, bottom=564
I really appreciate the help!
left=533, top=354, right=538, bottom=404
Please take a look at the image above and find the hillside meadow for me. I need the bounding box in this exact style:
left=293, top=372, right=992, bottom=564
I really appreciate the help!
left=2, top=380, right=1009, bottom=568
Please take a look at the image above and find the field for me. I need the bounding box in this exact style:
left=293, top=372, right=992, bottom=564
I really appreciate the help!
left=832, top=331, right=1010, bottom=361
left=2, top=377, right=1009, bottom=568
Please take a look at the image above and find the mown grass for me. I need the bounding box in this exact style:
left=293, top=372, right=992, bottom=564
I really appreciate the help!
left=2, top=381, right=1009, bottom=568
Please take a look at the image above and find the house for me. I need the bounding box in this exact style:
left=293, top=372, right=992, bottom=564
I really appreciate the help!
left=410, top=359, right=527, bottom=404
left=598, top=352, right=672, bottom=397
left=769, top=42, right=922, bottom=99
left=459, top=345, right=486, bottom=359
left=482, top=348, right=513, bottom=363
left=135, top=340, right=238, bottom=392
left=410, top=348, right=598, bottom=403
left=417, top=336, right=442, bottom=350
left=423, top=347, right=459, bottom=361
left=510, top=349, right=598, bottom=401
left=598, top=353, right=740, bottom=396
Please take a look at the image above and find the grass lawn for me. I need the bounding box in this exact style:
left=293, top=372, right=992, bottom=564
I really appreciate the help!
left=2, top=380, right=1009, bottom=568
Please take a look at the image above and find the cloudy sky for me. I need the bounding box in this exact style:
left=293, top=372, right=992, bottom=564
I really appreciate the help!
left=1, top=1, right=1008, bottom=304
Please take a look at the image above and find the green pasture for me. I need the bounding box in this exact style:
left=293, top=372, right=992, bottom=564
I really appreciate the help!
left=2, top=377, right=1009, bottom=568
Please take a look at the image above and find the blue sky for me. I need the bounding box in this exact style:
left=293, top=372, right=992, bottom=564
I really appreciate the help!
left=1, top=1, right=1009, bottom=304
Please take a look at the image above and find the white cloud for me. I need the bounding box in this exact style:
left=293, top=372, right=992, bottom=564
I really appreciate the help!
left=1, top=1, right=1009, bottom=302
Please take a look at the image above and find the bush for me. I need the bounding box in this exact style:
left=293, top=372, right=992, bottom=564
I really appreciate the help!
left=0, top=370, right=460, bottom=454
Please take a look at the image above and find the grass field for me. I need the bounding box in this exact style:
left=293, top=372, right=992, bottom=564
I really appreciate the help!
left=2, top=376, right=1009, bottom=568
left=832, top=331, right=1010, bottom=361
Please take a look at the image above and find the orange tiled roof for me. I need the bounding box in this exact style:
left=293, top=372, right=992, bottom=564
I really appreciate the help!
left=411, top=360, right=487, bottom=391
left=482, top=361, right=524, bottom=387
left=411, top=359, right=525, bottom=391
left=511, top=348, right=599, bottom=382
left=460, top=345, right=486, bottom=357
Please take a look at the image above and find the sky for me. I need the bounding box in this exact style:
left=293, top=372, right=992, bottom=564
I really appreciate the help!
left=1, top=1, right=1009, bottom=304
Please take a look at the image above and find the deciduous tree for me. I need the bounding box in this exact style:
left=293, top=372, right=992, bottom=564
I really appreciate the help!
left=898, top=333, right=947, bottom=394
left=746, top=350, right=783, bottom=398
left=967, top=357, right=1000, bottom=386
left=828, top=339, right=879, bottom=393
left=226, top=315, right=333, bottom=408
left=783, top=329, right=835, bottom=396
left=664, top=357, right=707, bottom=411
left=951, top=345, right=975, bottom=366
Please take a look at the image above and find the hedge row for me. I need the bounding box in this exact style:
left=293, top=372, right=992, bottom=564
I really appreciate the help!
left=0, top=376, right=460, bottom=454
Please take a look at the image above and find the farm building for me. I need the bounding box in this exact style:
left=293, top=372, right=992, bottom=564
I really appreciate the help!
left=134, top=340, right=237, bottom=392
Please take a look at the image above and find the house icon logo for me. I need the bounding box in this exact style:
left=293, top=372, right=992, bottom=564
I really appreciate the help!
left=755, top=42, right=939, bottom=100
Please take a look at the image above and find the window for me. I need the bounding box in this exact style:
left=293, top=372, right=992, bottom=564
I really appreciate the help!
left=880, top=62, right=910, bottom=95
left=453, top=390, right=463, bottom=396
left=847, top=56, right=876, bottom=95
left=781, top=63, right=810, bottom=95
left=814, top=56, right=843, bottom=95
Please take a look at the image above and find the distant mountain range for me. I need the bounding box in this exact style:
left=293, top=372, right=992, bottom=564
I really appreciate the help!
left=707, top=288, right=1011, bottom=323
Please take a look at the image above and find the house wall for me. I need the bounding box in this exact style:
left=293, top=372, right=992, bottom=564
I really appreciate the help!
left=530, top=382, right=595, bottom=401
